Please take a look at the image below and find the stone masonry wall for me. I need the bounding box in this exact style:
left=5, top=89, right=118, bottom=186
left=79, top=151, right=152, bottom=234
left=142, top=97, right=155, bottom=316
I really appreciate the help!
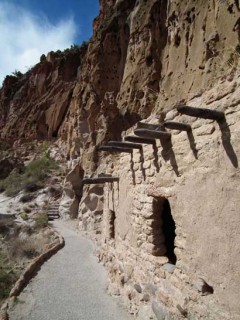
left=78, top=77, right=240, bottom=320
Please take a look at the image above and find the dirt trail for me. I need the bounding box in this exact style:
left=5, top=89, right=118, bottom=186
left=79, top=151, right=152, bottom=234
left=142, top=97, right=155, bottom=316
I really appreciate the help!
left=9, top=220, right=132, bottom=320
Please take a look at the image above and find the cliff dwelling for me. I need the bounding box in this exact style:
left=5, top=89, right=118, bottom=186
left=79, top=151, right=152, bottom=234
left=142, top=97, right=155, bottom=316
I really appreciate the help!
left=0, top=0, right=240, bottom=319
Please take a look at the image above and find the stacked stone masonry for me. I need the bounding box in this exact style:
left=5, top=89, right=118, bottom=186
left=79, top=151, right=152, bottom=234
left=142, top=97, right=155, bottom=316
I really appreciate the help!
left=1, top=0, right=240, bottom=319
left=79, top=78, right=240, bottom=320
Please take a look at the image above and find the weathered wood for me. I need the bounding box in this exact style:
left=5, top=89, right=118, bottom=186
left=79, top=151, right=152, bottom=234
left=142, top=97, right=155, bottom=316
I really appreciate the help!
left=124, top=136, right=156, bottom=145
left=108, top=141, right=142, bottom=150
left=134, top=129, right=171, bottom=139
left=81, top=177, right=119, bottom=185
left=177, top=105, right=225, bottom=121
left=98, top=145, right=133, bottom=153
left=137, top=122, right=164, bottom=131
left=164, top=121, right=191, bottom=131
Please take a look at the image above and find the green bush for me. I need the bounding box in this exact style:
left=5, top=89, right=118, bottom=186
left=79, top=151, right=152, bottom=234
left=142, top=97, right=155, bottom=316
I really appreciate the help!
left=0, top=172, right=23, bottom=197
left=23, top=206, right=31, bottom=214
left=20, top=212, right=29, bottom=221
left=11, top=70, right=23, bottom=78
left=34, top=212, right=48, bottom=228
left=0, top=156, right=58, bottom=197
left=25, top=156, right=57, bottom=182
left=0, top=250, right=17, bottom=300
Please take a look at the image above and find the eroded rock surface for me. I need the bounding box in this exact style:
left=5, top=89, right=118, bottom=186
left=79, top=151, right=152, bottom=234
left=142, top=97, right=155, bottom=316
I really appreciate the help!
left=1, top=0, right=240, bottom=319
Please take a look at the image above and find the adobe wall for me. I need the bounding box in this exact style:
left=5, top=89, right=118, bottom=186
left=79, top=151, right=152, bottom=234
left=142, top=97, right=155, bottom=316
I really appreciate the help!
left=78, top=77, right=240, bottom=320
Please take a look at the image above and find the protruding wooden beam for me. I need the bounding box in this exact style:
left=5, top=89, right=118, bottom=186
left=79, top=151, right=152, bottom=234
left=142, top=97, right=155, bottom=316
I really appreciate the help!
left=107, top=141, right=142, bottom=150
left=124, top=136, right=156, bottom=145
left=98, top=145, right=133, bottom=153
left=164, top=121, right=191, bottom=131
left=137, top=122, right=164, bottom=131
left=177, top=105, right=225, bottom=121
left=81, top=177, right=119, bottom=185
left=134, top=129, right=171, bottom=140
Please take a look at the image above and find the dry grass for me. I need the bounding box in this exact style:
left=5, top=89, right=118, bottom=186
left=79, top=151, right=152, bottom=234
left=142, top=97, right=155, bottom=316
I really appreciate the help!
left=0, top=234, right=48, bottom=305
left=0, top=248, right=18, bottom=301
left=7, top=238, right=41, bottom=259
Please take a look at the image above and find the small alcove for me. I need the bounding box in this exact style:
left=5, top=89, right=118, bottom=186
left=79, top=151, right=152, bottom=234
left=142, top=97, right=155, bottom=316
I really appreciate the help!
left=152, top=197, right=177, bottom=264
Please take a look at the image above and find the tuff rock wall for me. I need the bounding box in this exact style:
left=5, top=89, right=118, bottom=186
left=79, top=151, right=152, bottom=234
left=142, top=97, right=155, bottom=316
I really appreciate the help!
left=1, top=0, right=240, bottom=319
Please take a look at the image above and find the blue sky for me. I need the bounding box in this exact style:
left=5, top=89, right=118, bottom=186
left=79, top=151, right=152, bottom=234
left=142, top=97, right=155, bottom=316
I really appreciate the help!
left=0, top=0, right=100, bottom=84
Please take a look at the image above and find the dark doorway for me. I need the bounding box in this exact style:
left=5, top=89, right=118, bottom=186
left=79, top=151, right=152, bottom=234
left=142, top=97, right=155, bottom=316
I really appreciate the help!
left=162, top=199, right=177, bottom=264
left=152, top=198, right=177, bottom=264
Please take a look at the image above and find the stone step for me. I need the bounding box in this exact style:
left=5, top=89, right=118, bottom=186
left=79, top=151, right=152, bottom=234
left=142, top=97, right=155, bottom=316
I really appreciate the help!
left=48, top=216, right=60, bottom=221
left=48, top=213, right=60, bottom=217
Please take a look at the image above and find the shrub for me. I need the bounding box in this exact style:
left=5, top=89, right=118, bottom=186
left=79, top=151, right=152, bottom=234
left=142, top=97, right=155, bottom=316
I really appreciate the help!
left=25, top=156, right=58, bottom=182
left=0, top=155, right=58, bottom=197
left=0, top=173, right=23, bottom=197
left=34, top=212, right=48, bottom=228
left=40, top=54, right=46, bottom=63
left=0, top=249, right=18, bottom=300
left=39, top=141, right=50, bottom=156
left=19, top=194, right=35, bottom=203
left=20, top=212, right=29, bottom=221
left=7, top=239, right=39, bottom=259
left=0, top=269, right=15, bottom=299
left=23, top=183, right=41, bottom=193
left=22, top=206, right=32, bottom=214
left=11, top=70, right=23, bottom=78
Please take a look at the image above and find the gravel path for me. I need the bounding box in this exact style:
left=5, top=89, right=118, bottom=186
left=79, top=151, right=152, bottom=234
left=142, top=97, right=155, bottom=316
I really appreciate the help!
left=9, top=220, right=132, bottom=320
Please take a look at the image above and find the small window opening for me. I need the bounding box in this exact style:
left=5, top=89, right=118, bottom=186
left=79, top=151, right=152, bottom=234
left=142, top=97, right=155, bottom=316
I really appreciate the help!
left=152, top=198, right=177, bottom=264
left=109, top=210, right=116, bottom=239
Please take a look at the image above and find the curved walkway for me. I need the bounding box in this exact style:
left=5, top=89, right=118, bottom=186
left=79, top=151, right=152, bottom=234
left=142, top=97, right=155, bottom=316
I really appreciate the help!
left=9, top=221, right=132, bottom=320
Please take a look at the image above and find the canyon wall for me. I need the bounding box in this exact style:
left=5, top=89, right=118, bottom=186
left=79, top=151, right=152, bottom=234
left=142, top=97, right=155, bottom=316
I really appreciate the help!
left=1, top=0, right=240, bottom=319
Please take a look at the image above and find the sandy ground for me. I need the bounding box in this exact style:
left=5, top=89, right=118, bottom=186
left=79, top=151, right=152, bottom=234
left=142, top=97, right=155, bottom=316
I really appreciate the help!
left=8, top=220, right=133, bottom=320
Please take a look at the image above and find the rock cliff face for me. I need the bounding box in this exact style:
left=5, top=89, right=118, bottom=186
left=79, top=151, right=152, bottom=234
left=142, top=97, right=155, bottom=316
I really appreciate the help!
left=1, top=0, right=240, bottom=319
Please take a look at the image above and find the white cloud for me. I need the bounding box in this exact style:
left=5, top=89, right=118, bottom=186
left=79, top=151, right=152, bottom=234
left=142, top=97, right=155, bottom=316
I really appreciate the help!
left=0, top=2, right=77, bottom=85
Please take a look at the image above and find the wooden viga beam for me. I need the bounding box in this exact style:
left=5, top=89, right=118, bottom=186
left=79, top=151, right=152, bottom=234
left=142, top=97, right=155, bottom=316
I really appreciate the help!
left=107, top=141, right=142, bottom=150
left=177, top=105, right=225, bottom=121
left=134, top=128, right=171, bottom=140
left=137, top=122, right=165, bottom=131
left=124, top=135, right=156, bottom=145
left=81, top=177, right=119, bottom=185
left=98, top=145, right=133, bottom=153
left=164, top=121, right=191, bottom=131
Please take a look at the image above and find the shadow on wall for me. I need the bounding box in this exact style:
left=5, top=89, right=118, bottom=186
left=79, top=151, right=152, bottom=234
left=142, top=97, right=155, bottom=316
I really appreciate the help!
left=217, top=116, right=238, bottom=168
left=153, top=143, right=160, bottom=173
left=187, top=129, right=198, bottom=159
left=140, top=149, right=146, bottom=180
left=160, top=137, right=180, bottom=177
left=130, top=153, right=136, bottom=185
